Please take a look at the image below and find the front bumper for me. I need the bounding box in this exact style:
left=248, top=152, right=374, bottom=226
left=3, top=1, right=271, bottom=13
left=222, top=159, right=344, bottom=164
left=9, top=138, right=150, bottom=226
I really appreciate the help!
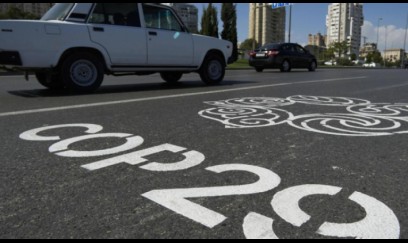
left=227, top=56, right=235, bottom=65
left=0, top=51, right=22, bottom=66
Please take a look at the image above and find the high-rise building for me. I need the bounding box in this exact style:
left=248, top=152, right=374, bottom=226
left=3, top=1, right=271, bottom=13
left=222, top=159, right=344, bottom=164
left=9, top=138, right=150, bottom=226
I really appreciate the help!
left=326, top=3, right=364, bottom=57
left=248, top=3, right=286, bottom=47
left=0, top=3, right=53, bottom=17
left=308, top=33, right=326, bottom=48
left=161, top=3, right=198, bottom=34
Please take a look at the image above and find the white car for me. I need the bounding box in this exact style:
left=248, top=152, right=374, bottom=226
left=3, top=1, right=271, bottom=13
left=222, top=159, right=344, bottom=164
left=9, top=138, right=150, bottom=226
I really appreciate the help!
left=324, top=60, right=337, bottom=66
left=0, top=3, right=233, bottom=92
left=363, top=62, right=381, bottom=68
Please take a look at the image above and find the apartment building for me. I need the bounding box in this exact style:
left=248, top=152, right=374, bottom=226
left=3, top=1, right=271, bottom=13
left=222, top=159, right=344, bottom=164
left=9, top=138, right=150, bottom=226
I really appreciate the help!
left=383, top=49, right=406, bottom=62
left=308, top=33, right=327, bottom=48
left=326, top=3, right=364, bottom=57
left=248, top=3, right=286, bottom=47
left=359, top=43, right=378, bottom=59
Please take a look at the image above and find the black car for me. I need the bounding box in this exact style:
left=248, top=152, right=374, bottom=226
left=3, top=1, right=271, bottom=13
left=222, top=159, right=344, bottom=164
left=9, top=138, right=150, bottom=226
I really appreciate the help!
left=249, top=43, right=317, bottom=72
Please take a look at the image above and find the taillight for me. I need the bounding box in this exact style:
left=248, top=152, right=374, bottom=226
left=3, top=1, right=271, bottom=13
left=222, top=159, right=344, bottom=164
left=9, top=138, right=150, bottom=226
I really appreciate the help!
left=267, top=50, right=279, bottom=56
left=249, top=51, right=256, bottom=57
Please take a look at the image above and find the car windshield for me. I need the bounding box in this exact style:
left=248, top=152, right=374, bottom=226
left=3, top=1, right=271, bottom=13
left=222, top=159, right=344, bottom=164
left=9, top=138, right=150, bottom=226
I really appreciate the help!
left=41, top=3, right=75, bottom=21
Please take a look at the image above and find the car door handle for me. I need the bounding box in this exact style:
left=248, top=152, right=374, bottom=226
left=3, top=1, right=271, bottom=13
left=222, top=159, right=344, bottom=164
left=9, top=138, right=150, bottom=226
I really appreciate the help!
left=93, top=27, right=104, bottom=32
left=148, top=31, right=157, bottom=36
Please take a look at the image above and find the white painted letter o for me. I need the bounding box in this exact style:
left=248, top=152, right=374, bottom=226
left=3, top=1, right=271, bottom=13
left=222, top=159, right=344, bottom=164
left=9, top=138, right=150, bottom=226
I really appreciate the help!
left=49, top=133, right=144, bottom=157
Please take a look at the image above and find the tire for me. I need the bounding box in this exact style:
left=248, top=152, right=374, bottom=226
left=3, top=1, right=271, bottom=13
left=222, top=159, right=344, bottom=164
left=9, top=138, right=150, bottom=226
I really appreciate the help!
left=60, top=52, right=104, bottom=93
left=309, top=61, right=317, bottom=72
left=199, top=54, right=225, bottom=85
left=280, top=60, right=291, bottom=72
left=255, top=67, right=264, bottom=73
left=160, top=72, right=183, bottom=84
left=35, top=72, right=64, bottom=90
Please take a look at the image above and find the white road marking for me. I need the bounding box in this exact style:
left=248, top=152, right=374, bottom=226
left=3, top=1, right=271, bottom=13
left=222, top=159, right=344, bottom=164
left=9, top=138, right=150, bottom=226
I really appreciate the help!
left=244, top=184, right=400, bottom=239
left=19, top=124, right=104, bottom=141
left=0, top=77, right=366, bottom=118
left=243, top=213, right=279, bottom=239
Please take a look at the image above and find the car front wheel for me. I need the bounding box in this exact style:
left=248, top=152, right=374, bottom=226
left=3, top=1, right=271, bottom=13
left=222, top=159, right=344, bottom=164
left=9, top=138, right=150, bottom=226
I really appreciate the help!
left=61, top=52, right=104, bottom=93
left=199, top=54, right=225, bottom=85
left=309, top=61, right=317, bottom=72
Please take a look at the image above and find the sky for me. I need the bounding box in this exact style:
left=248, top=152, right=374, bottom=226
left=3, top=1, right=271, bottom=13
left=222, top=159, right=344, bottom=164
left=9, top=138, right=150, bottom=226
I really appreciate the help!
left=192, top=3, right=408, bottom=52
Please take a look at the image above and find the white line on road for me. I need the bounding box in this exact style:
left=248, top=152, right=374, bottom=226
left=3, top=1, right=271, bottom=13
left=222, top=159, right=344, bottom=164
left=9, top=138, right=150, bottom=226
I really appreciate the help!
left=0, top=77, right=367, bottom=118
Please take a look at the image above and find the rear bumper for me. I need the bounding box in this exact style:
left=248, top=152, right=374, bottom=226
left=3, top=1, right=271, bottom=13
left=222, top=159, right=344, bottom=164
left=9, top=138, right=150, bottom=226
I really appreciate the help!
left=249, top=57, right=280, bottom=68
left=0, top=51, right=22, bottom=66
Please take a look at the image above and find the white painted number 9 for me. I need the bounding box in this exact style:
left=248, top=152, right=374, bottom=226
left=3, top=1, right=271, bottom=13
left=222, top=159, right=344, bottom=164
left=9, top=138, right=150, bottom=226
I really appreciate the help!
left=243, top=184, right=400, bottom=239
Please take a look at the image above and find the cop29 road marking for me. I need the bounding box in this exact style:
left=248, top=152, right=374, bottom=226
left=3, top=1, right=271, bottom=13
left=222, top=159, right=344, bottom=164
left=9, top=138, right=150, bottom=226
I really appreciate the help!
left=19, top=123, right=400, bottom=239
left=0, top=76, right=366, bottom=118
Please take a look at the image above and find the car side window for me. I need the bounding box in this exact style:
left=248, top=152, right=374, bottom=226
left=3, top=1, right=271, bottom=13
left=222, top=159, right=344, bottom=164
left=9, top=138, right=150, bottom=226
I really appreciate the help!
left=142, top=4, right=183, bottom=32
left=295, top=45, right=306, bottom=54
left=282, top=44, right=294, bottom=53
left=89, top=3, right=140, bottom=27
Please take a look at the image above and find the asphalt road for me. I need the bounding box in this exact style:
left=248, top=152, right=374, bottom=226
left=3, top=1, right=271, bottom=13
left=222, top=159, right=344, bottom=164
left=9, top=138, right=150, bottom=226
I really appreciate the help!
left=1, top=68, right=408, bottom=239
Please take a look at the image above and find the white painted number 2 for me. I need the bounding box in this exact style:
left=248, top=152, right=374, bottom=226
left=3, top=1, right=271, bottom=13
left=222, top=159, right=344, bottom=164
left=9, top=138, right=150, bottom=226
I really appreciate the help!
left=142, top=164, right=281, bottom=228
left=243, top=184, right=400, bottom=239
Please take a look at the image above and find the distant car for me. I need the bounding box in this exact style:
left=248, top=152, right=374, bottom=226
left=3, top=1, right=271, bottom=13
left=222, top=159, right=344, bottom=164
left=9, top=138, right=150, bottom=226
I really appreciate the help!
left=363, top=62, right=381, bottom=68
left=0, top=3, right=233, bottom=92
left=324, top=61, right=337, bottom=66
left=249, top=43, right=317, bottom=72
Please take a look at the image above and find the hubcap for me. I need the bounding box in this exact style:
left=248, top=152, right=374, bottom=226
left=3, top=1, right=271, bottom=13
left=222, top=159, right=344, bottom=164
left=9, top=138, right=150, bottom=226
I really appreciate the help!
left=208, top=60, right=222, bottom=80
left=283, top=61, right=290, bottom=71
left=70, top=60, right=97, bottom=87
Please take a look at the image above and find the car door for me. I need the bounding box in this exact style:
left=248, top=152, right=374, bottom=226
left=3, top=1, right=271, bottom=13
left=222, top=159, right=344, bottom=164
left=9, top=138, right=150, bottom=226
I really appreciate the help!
left=294, top=45, right=310, bottom=68
left=142, top=4, right=194, bottom=67
left=280, top=44, right=296, bottom=66
left=87, top=3, right=147, bottom=67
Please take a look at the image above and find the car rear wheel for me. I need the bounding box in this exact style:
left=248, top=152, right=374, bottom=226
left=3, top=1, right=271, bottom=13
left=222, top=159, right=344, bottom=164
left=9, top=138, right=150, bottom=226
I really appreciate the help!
left=255, top=67, right=264, bottom=73
left=61, top=52, right=104, bottom=93
left=160, top=72, right=183, bottom=84
left=280, top=60, right=291, bottom=72
left=35, top=72, right=64, bottom=90
left=199, top=54, right=225, bottom=85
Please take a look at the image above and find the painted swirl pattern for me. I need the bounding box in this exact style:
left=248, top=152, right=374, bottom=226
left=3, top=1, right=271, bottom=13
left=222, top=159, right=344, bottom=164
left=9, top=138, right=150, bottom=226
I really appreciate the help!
left=199, top=107, right=293, bottom=128
left=198, top=96, right=408, bottom=136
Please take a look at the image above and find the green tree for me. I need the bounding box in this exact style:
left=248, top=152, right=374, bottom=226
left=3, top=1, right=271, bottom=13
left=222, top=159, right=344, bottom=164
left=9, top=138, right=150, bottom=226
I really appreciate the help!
left=366, top=54, right=373, bottom=64
left=240, top=39, right=258, bottom=51
left=200, top=3, right=219, bottom=38
left=0, top=6, right=39, bottom=20
left=366, top=51, right=383, bottom=64
left=329, top=41, right=349, bottom=58
left=324, top=47, right=336, bottom=61
left=372, top=51, right=383, bottom=64
left=221, top=3, right=238, bottom=63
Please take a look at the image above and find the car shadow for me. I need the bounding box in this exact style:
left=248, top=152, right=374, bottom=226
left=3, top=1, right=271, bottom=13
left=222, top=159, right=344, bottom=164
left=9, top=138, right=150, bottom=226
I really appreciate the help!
left=8, top=79, right=257, bottom=98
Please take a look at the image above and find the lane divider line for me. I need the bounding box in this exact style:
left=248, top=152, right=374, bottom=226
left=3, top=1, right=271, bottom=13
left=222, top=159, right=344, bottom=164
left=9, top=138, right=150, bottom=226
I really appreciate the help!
left=0, top=77, right=367, bottom=118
